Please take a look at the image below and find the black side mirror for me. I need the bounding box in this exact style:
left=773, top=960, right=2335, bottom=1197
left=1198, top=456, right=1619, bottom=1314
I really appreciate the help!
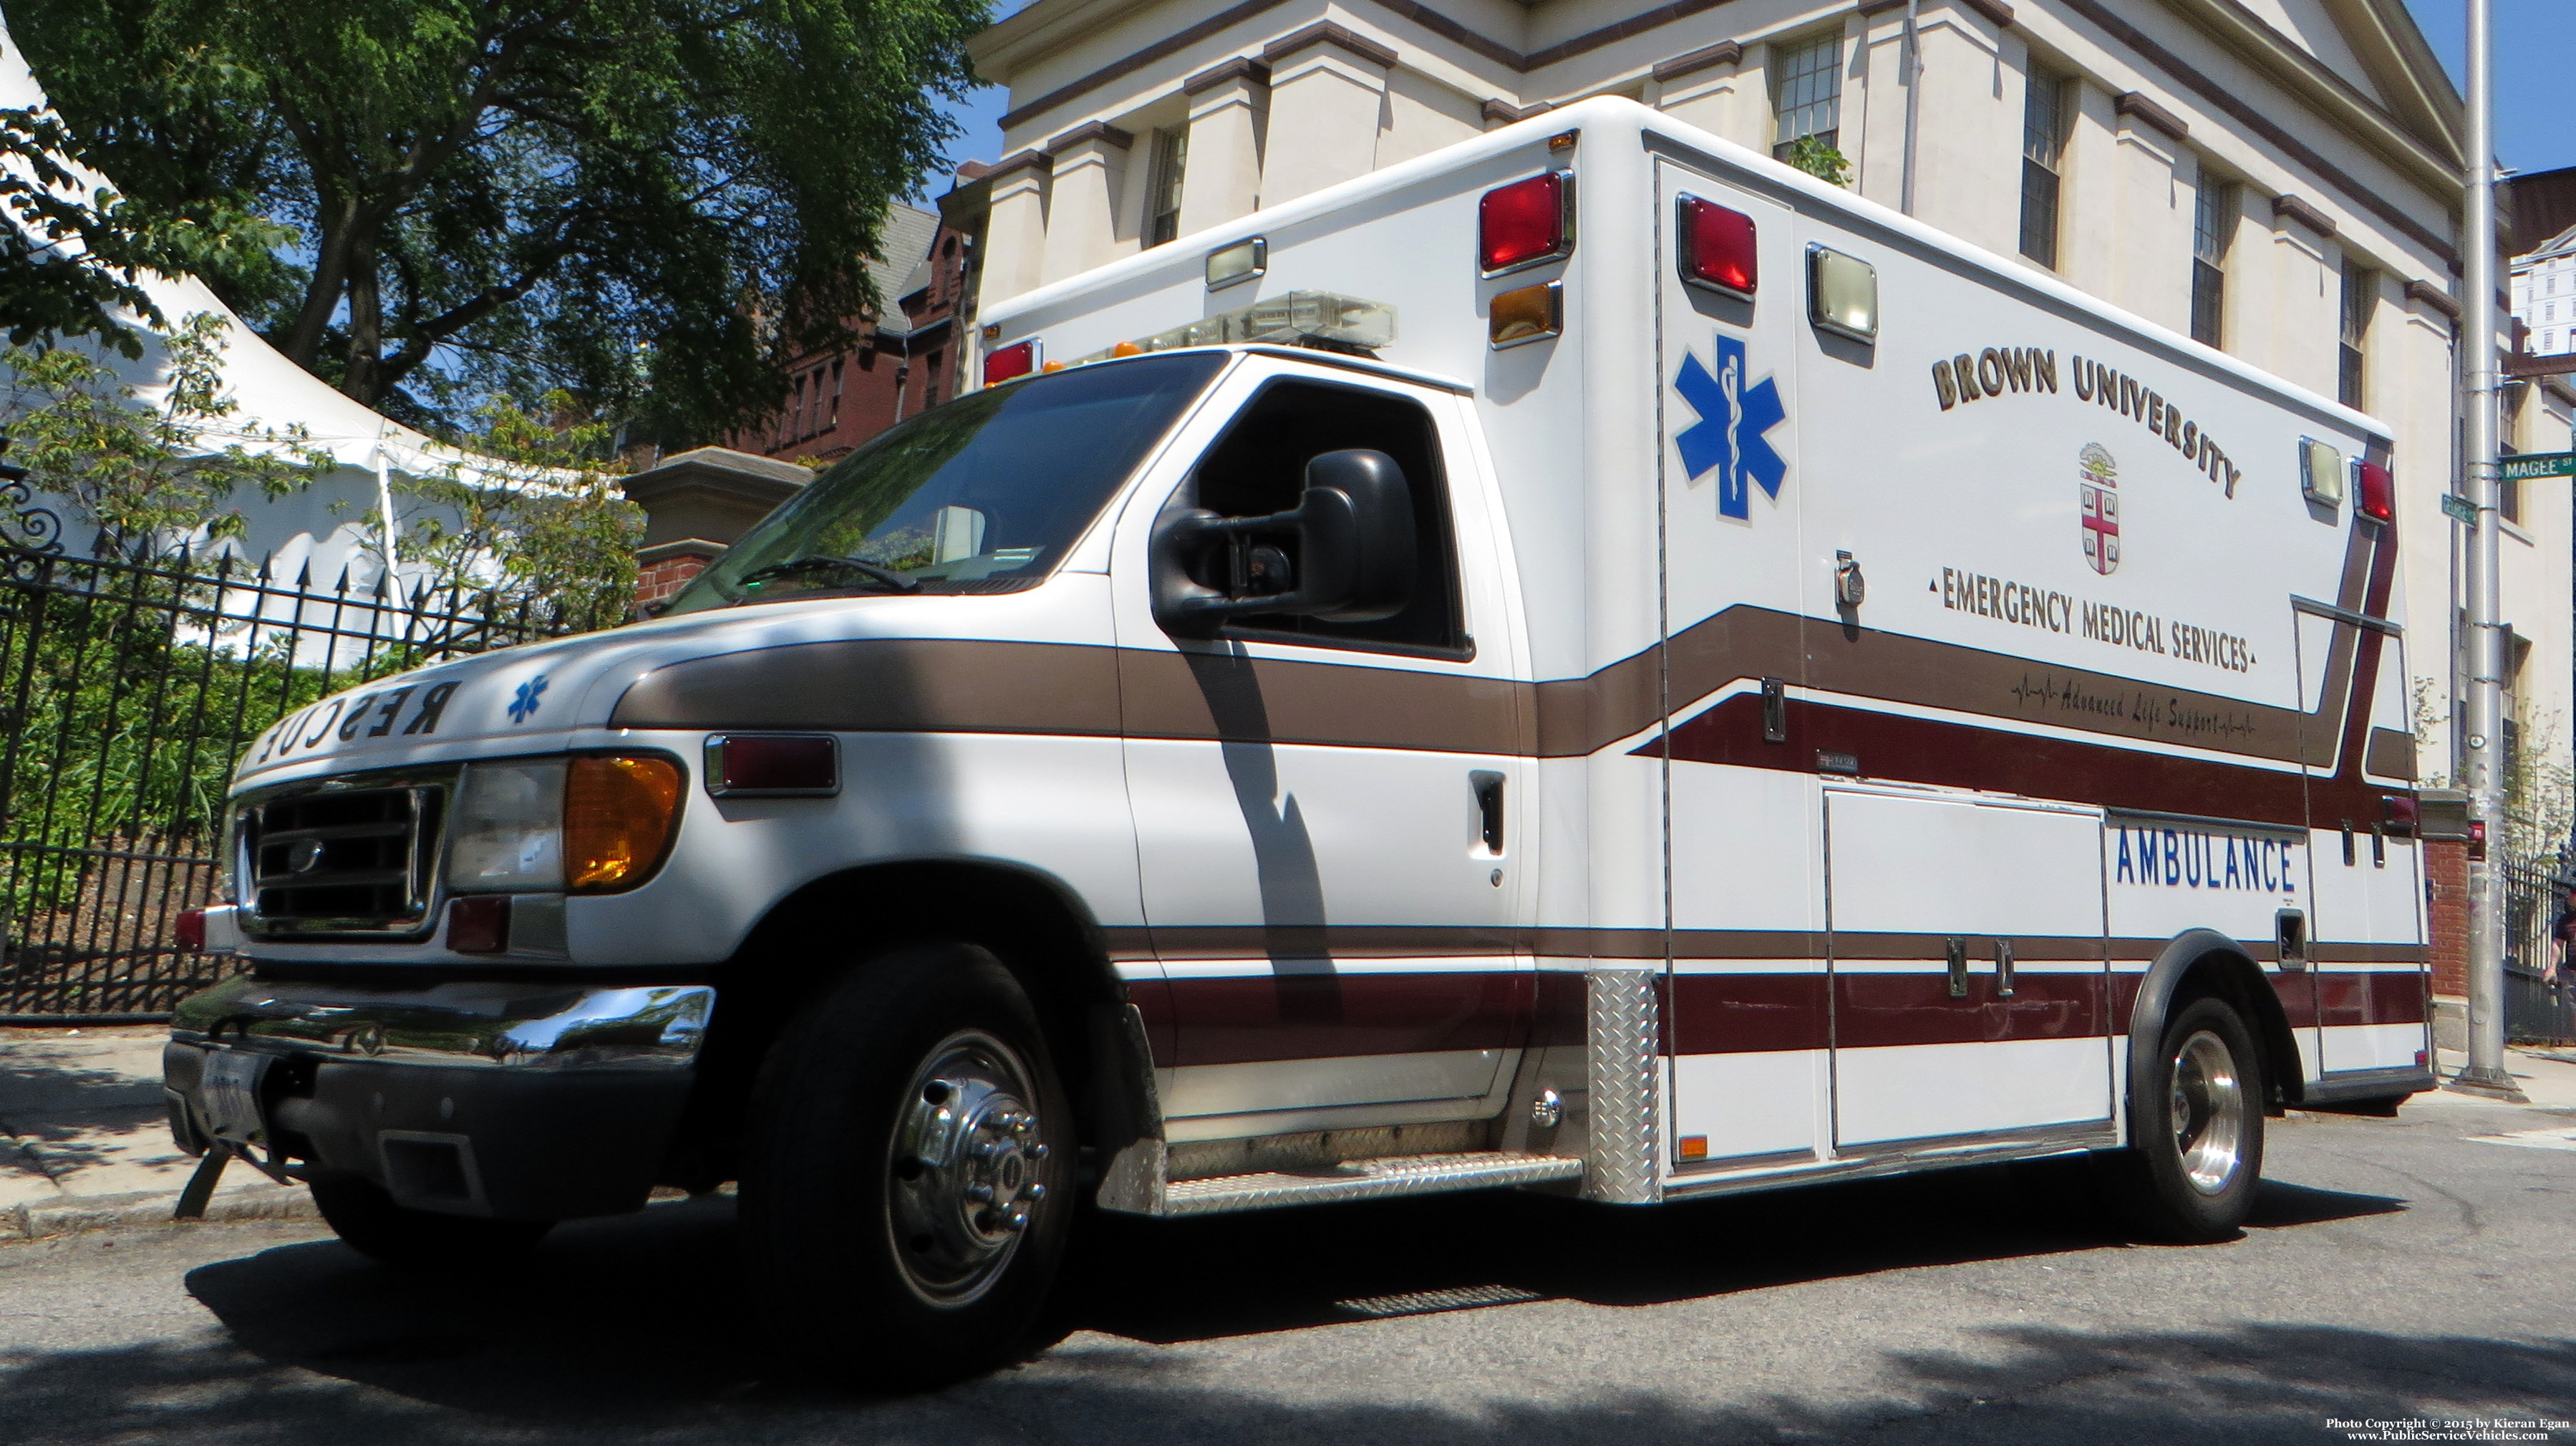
left=1152, top=448, right=1416, bottom=638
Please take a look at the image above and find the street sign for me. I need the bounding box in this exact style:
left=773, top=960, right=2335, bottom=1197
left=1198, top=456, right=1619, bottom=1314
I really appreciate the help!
left=2442, top=493, right=2479, bottom=523
left=2502, top=451, right=2576, bottom=480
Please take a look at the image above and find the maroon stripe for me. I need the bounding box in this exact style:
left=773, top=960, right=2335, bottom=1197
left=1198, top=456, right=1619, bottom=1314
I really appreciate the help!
left=1832, top=972, right=2106, bottom=1047
left=1656, top=693, right=2312, bottom=826
left=1163, top=971, right=1530, bottom=1066
left=1662, top=973, right=1829, bottom=1054
left=2316, top=969, right=2431, bottom=1027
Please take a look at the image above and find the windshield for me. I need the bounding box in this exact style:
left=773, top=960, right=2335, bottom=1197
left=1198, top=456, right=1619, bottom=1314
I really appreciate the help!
left=664, top=351, right=1227, bottom=613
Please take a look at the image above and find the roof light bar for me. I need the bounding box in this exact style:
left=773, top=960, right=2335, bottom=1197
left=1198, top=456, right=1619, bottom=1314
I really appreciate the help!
left=1066, top=291, right=1398, bottom=367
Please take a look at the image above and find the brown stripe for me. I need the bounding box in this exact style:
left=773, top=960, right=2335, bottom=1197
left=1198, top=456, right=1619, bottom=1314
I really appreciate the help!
left=2311, top=943, right=2431, bottom=964
left=1117, top=648, right=1527, bottom=754
left=612, top=638, right=1120, bottom=734
left=1162, top=971, right=1528, bottom=1065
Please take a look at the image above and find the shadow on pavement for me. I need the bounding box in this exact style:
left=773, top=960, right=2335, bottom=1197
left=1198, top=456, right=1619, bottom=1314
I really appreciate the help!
left=0, top=1058, right=168, bottom=1173
left=0, top=1165, right=2464, bottom=1443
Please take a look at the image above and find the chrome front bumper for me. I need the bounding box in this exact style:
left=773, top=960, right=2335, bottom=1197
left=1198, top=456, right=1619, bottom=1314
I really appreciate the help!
left=166, top=975, right=712, bottom=1221
left=170, top=974, right=713, bottom=1069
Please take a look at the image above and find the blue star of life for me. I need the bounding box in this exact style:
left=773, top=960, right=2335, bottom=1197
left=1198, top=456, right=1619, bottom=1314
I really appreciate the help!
left=1673, top=334, right=1788, bottom=519
left=508, top=675, right=549, bottom=724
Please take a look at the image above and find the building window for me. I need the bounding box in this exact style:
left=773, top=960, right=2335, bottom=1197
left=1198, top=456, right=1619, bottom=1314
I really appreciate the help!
left=924, top=348, right=944, bottom=409
left=2191, top=175, right=2232, bottom=348
left=1146, top=126, right=1188, bottom=248
left=828, top=359, right=844, bottom=431
left=2338, top=260, right=2372, bottom=409
left=1771, top=33, right=1842, bottom=159
left=2018, top=70, right=2067, bottom=268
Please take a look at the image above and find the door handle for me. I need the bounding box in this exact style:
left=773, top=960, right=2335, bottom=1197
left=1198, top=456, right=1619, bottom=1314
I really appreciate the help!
left=1945, top=937, right=1968, bottom=998
left=1471, top=771, right=1506, bottom=854
left=1993, top=937, right=2015, bottom=998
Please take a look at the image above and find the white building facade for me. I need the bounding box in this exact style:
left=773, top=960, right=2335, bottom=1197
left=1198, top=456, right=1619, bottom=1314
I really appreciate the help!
left=2512, top=223, right=2576, bottom=360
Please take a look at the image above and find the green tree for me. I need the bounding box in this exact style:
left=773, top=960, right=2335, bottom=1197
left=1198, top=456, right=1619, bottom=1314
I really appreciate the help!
left=1784, top=135, right=1851, bottom=188
left=0, top=311, right=330, bottom=556
left=11, top=0, right=989, bottom=440
left=0, top=106, right=179, bottom=358
left=394, top=392, right=644, bottom=627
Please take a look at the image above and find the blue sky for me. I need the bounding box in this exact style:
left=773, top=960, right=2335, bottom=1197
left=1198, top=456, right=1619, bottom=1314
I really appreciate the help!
left=934, top=1, right=2572, bottom=185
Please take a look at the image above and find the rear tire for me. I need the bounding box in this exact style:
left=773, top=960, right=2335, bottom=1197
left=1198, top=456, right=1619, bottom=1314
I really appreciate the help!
left=741, top=942, right=1075, bottom=1392
left=2100, top=995, right=2266, bottom=1242
left=309, top=1175, right=552, bottom=1271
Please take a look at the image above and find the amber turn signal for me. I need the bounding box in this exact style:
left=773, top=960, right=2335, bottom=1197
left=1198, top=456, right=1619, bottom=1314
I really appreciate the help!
left=566, top=754, right=683, bottom=893
left=1489, top=280, right=1563, bottom=349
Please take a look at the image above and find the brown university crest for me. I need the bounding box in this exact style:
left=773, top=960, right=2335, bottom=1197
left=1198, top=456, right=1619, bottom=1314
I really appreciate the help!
left=2079, top=443, right=2120, bottom=575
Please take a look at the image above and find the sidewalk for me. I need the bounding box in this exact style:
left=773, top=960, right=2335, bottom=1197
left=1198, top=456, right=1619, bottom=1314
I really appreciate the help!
left=0, top=1024, right=311, bottom=1239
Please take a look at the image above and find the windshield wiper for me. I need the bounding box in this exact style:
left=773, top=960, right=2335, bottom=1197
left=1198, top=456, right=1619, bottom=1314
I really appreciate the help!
left=734, top=554, right=923, bottom=595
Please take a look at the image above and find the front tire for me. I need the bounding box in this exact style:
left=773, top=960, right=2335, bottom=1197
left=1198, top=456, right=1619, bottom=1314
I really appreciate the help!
left=309, top=1175, right=551, bottom=1271
left=741, top=942, right=1075, bottom=1391
left=2102, top=995, right=2266, bottom=1242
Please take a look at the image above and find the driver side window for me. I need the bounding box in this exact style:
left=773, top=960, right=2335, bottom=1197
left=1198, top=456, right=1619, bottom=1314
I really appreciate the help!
left=1185, top=379, right=1467, bottom=656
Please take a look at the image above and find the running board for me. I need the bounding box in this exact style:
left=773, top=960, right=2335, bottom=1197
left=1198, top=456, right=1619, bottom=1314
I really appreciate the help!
left=1155, top=1151, right=1583, bottom=1216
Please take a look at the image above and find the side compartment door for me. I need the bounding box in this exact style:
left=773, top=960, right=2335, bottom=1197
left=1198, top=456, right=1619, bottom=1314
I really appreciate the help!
left=2297, top=603, right=2427, bottom=1078
left=1110, top=368, right=1534, bottom=1143
left=1826, top=785, right=2114, bottom=1150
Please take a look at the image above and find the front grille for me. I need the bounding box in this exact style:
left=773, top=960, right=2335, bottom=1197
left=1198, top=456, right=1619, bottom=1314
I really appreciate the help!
left=241, top=780, right=446, bottom=936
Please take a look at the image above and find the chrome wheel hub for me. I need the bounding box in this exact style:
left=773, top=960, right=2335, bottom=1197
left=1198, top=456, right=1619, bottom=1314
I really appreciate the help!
left=886, top=1029, right=1049, bottom=1307
left=2169, top=1028, right=2247, bottom=1195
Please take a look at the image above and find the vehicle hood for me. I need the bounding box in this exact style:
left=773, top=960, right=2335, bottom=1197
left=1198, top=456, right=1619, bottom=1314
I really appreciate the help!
left=233, top=577, right=1112, bottom=789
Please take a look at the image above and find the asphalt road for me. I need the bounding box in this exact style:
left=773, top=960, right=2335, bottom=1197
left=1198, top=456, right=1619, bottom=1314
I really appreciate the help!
left=1, top=1097, right=2569, bottom=1445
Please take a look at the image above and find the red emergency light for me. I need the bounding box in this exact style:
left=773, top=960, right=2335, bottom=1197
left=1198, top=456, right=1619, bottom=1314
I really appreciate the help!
left=1677, top=195, right=1757, bottom=299
left=175, top=908, right=206, bottom=952
left=983, top=339, right=1040, bottom=385
left=1479, top=172, right=1572, bottom=276
left=2355, top=460, right=2394, bottom=525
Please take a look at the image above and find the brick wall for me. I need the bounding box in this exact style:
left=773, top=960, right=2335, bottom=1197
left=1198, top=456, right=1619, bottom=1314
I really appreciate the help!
left=636, top=545, right=719, bottom=612
left=2427, top=836, right=2469, bottom=1000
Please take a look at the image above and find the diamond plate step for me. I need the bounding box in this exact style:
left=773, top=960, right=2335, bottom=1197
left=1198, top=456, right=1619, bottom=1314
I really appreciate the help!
left=1158, top=1151, right=1582, bottom=1215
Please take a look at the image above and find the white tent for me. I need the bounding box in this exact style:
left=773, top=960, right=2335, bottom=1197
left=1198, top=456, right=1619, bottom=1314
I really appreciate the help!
left=0, top=20, right=516, bottom=595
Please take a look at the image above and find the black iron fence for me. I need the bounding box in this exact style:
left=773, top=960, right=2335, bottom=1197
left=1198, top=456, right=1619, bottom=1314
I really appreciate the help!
left=0, top=543, right=616, bottom=1021
left=2501, top=852, right=2576, bottom=1046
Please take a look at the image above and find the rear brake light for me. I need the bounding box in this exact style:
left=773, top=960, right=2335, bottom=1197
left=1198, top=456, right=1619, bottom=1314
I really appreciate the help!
left=2356, top=460, right=2394, bottom=524
left=1480, top=172, right=1572, bottom=276
left=175, top=908, right=206, bottom=953
left=983, top=339, right=1039, bottom=384
left=1677, top=195, right=1757, bottom=299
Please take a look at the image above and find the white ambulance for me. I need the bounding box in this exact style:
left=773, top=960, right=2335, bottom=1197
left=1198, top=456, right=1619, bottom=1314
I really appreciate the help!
left=165, top=97, right=2430, bottom=1386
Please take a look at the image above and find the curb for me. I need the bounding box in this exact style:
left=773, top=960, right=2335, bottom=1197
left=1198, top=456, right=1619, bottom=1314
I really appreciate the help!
left=0, top=1183, right=317, bottom=1241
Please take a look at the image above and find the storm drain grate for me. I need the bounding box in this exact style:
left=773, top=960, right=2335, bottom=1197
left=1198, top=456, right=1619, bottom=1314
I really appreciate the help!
left=1334, top=1284, right=1546, bottom=1319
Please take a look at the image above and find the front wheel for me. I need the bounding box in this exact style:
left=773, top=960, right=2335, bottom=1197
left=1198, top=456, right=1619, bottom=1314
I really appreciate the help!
left=741, top=942, right=1075, bottom=1390
left=2101, top=995, right=2266, bottom=1242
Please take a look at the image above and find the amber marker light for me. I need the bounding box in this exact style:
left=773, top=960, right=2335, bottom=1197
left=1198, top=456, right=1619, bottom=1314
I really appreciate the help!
left=566, top=754, right=684, bottom=893
left=1489, top=280, right=1563, bottom=349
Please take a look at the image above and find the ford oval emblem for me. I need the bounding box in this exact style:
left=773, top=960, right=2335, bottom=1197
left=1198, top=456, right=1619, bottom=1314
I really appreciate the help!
left=287, top=838, right=326, bottom=874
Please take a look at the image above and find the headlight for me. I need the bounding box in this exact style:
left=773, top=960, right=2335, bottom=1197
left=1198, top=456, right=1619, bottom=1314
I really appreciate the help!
left=448, top=760, right=567, bottom=891
left=446, top=754, right=684, bottom=896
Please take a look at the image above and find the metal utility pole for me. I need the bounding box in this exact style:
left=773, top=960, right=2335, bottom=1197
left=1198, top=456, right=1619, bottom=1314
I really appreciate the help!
left=2452, top=0, right=2523, bottom=1100
left=1899, top=0, right=1924, bottom=216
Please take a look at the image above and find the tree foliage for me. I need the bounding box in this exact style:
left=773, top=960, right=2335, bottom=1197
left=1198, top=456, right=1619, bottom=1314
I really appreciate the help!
left=1783, top=135, right=1851, bottom=188
left=0, top=107, right=178, bottom=358
left=0, top=312, right=330, bottom=556
left=11, top=0, right=989, bottom=441
left=394, top=392, right=644, bottom=625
